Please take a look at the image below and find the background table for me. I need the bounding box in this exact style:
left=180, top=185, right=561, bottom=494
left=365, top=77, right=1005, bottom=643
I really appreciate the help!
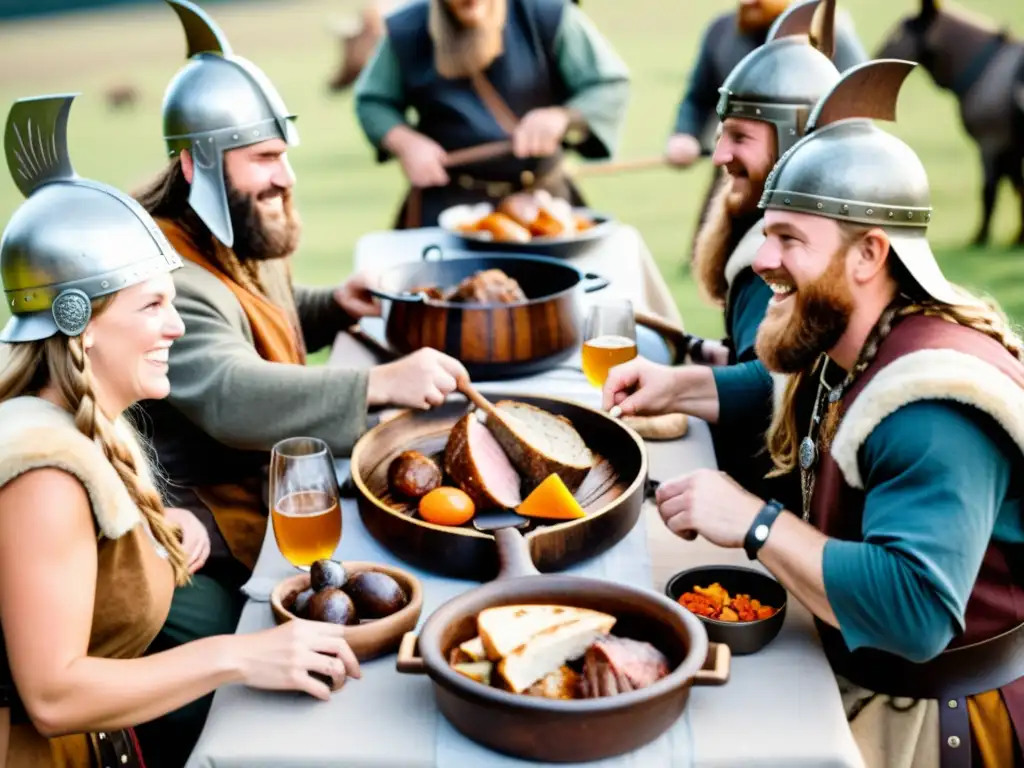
left=184, top=227, right=864, bottom=768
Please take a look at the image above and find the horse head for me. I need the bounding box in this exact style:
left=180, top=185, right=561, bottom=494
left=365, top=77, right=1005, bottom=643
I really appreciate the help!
left=875, top=0, right=940, bottom=65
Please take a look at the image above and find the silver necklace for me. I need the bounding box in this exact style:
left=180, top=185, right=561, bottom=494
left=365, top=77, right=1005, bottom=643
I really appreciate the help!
left=798, top=358, right=849, bottom=520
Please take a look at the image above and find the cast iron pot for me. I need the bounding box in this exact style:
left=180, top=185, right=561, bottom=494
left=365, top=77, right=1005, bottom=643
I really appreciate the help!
left=395, top=527, right=731, bottom=763
left=367, top=245, right=610, bottom=380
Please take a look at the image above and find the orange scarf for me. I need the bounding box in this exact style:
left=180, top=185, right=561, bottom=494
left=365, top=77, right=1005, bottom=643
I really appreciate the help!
left=157, top=218, right=303, bottom=570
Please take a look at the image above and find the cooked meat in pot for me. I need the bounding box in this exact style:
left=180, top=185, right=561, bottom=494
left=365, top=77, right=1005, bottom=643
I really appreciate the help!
left=387, top=450, right=442, bottom=499
left=580, top=635, right=670, bottom=698
left=446, top=269, right=528, bottom=304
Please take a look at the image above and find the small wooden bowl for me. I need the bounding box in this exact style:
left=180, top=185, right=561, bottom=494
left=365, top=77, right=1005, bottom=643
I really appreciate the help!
left=270, top=561, right=424, bottom=661
left=665, top=565, right=787, bottom=656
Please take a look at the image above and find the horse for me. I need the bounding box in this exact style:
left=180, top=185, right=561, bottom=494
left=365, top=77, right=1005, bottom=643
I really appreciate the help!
left=876, top=0, right=1024, bottom=247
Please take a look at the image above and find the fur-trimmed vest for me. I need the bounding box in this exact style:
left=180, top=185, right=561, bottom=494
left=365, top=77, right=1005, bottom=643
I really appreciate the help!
left=784, top=314, right=1024, bottom=753
left=0, top=396, right=174, bottom=768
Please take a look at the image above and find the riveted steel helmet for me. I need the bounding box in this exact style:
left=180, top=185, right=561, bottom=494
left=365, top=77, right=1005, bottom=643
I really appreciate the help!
left=161, top=0, right=299, bottom=248
left=759, top=59, right=961, bottom=305
left=0, top=94, right=182, bottom=344
left=716, top=0, right=841, bottom=157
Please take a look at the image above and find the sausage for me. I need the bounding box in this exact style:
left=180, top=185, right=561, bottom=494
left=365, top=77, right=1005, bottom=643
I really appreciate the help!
left=387, top=450, right=442, bottom=499
left=497, top=193, right=541, bottom=229
left=474, top=212, right=532, bottom=243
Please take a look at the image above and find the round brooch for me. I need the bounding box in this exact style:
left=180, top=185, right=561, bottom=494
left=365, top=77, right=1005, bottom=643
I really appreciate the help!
left=52, top=288, right=92, bottom=336
left=799, top=436, right=817, bottom=471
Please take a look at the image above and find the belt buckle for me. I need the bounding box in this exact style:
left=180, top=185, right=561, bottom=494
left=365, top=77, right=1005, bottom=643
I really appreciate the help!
left=486, top=182, right=507, bottom=198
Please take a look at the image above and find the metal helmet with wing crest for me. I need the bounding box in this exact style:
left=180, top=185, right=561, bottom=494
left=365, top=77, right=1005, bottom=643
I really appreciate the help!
left=160, top=0, right=299, bottom=248
left=0, top=94, right=182, bottom=344
left=759, top=59, right=962, bottom=305
left=716, top=0, right=842, bottom=156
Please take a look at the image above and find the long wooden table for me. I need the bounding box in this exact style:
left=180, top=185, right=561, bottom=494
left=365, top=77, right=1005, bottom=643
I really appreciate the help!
left=185, top=226, right=864, bottom=768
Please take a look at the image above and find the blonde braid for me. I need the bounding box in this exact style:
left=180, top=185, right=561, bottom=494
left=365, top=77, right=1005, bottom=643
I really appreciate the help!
left=55, top=335, right=191, bottom=585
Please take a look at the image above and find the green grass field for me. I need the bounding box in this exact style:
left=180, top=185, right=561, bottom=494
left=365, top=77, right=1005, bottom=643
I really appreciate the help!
left=0, top=0, right=1022, bottom=353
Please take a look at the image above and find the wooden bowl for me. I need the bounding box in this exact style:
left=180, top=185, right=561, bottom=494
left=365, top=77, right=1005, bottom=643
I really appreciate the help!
left=350, top=393, right=648, bottom=581
left=270, top=561, right=424, bottom=661
left=665, top=565, right=788, bottom=656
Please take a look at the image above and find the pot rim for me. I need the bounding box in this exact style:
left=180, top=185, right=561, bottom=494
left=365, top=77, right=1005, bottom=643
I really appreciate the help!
left=371, top=251, right=598, bottom=309
left=349, top=392, right=648, bottom=541
left=417, top=573, right=711, bottom=712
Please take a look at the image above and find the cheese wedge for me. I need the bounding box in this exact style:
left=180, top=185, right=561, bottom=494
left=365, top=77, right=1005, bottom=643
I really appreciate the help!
left=477, top=604, right=613, bottom=661
left=453, top=661, right=493, bottom=685
left=516, top=473, right=586, bottom=521
left=497, top=613, right=617, bottom=693
left=458, top=636, right=487, bottom=662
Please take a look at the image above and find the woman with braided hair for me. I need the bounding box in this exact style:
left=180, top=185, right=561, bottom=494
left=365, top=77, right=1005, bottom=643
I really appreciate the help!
left=604, top=61, right=1024, bottom=765
left=0, top=94, right=360, bottom=768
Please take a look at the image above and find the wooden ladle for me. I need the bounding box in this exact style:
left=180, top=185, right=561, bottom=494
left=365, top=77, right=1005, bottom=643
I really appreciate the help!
left=456, top=377, right=505, bottom=423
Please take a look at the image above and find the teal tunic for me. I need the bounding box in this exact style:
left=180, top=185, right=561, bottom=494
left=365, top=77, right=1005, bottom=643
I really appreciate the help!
left=725, top=267, right=774, bottom=363
left=713, top=361, right=1024, bottom=661
left=354, top=1, right=629, bottom=161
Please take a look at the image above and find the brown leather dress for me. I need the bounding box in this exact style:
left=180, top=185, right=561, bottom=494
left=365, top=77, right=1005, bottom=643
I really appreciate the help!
left=0, top=396, right=175, bottom=767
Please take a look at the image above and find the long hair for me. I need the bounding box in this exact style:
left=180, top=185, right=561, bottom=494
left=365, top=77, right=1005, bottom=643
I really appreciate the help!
left=0, top=299, right=191, bottom=585
left=765, top=222, right=1024, bottom=476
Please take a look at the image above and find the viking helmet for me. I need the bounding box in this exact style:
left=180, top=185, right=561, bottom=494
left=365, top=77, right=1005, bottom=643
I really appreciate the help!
left=759, top=59, right=961, bottom=305
left=0, top=94, right=182, bottom=344
left=160, top=0, right=299, bottom=248
left=716, top=0, right=841, bottom=157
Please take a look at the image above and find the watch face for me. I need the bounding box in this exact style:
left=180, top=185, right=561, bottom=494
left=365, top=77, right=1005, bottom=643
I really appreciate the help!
left=755, top=524, right=770, bottom=542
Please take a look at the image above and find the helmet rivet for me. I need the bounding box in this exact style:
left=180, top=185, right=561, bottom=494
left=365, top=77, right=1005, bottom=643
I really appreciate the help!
left=888, top=212, right=895, bottom=218
left=254, top=130, right=260, bottom=137
left=232, top=134, right=239, bottom=140
left=755, top=108, right=762, bottom=115
left=907, top=211, right=914, bottom=219
left=101, top=280, right=110, bottom=288
left=816, top=202, right=823, bottom=210
left=926, top=213, right=932, bottom=221
left=784, top=198, right=791, bottom=205
left=208, top=137, right=214, bottom=142
left=841, top=204, right=849, bottom=212
left=866, top=208, right=874, bottom=215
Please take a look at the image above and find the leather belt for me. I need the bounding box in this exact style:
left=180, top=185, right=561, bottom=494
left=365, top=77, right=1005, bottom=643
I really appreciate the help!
left=817, top=619, right=1024, bottom=767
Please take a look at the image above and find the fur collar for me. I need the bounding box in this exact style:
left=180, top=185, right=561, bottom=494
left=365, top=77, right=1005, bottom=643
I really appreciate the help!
left=0, top=397, right=146, bottom=539
left=830, top=349, right=1024, bottom=489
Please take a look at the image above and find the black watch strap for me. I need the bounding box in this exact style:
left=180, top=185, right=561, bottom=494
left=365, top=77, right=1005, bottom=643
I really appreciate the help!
left=744, top=499, right=784, bottom=560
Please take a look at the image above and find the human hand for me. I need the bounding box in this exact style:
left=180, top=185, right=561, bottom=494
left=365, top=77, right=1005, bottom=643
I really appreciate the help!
left=334, top=271, right=382, bottom=319
left=512, top=107, right=571, bottom=158
left=367, top=348, right=469, bottom=409
left=164, top=507, right=211, bottom=575
left=602, top=357, right=681, bottom=417
left=235, top=619, right=361, bottom=701
left=388, top=127, right=450, bottom=188
left=665, top=134, right=703, bottom=167
left=654, top=469, right=762, bottom=546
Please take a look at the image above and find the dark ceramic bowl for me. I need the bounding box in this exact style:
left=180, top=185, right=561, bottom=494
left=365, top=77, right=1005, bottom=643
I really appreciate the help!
left=665, top=565, right=787, bottom=656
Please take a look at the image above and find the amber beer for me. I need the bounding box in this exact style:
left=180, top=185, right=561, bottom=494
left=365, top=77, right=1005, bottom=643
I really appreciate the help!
left=582, top=334, right=638, bottom=387
left=271, top=489, right=342, bottom=568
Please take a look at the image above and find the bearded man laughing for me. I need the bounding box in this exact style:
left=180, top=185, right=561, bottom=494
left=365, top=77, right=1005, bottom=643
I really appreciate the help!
left=606, top=59, right=1024, bottom=766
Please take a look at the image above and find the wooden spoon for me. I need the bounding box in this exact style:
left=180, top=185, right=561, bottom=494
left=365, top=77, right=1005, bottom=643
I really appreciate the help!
left=456, top=377, right=505, bottom=423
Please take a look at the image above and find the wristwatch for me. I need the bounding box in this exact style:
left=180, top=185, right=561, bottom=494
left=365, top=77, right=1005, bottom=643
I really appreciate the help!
left=743, top=499, right=784, bottom=561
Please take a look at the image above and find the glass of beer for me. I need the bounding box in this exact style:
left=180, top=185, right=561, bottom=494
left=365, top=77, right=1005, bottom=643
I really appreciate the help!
left=582, top=298, right=638, bottom=388
left=269, top=437, right=342, bottom=571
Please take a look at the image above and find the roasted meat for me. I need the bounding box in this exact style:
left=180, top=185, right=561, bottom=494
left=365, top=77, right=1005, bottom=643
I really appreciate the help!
left=387, top=450, right=442, bottom=499
left=446, top=269, right=528, bottom=304
left=443, top=412, right=522, bottom=510
left=579, top=635, right=670, bottom=698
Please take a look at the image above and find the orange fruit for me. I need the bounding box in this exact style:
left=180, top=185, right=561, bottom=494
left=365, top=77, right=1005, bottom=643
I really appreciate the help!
left=418, top=487, right=476, bottom=526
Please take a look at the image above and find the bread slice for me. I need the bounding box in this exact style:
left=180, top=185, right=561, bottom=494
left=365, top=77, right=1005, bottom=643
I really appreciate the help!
left=497, top=614, right=617, bottom=693
left=484, top=401, right=594, bottom=493
left=477, top=604, right=612, bottom=660
left=459, top=636, right=487, bottom=662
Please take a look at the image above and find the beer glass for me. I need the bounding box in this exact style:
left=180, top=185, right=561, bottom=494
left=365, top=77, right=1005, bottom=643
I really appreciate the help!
left=269, top=437, right=342, bottom=571
left=582, top=298, right=638, bottom=388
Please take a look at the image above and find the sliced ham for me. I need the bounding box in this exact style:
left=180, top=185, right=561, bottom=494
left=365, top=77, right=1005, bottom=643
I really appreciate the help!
left=579, top=635, right=670, bottom=698
left=444, top=413, right=522, bottom=510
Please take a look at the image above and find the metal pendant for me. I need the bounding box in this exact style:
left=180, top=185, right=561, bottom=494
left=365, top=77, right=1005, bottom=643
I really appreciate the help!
left=799, top=436, right=817, bottom=470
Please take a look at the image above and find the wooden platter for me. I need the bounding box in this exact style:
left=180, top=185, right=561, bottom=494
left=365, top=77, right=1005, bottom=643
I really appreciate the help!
left=349, top=393, right=648, bottom=581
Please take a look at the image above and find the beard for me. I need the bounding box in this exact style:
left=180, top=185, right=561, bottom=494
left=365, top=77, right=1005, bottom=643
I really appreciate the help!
left=226, top=179, right=302, bottom=263
left=430, top=0, right=507, bottom=79
left=755, top=247, right=854, bottom=374
left=692, top=160, right=772, bottom=305
left=737, top=0, right=791, bottom=34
